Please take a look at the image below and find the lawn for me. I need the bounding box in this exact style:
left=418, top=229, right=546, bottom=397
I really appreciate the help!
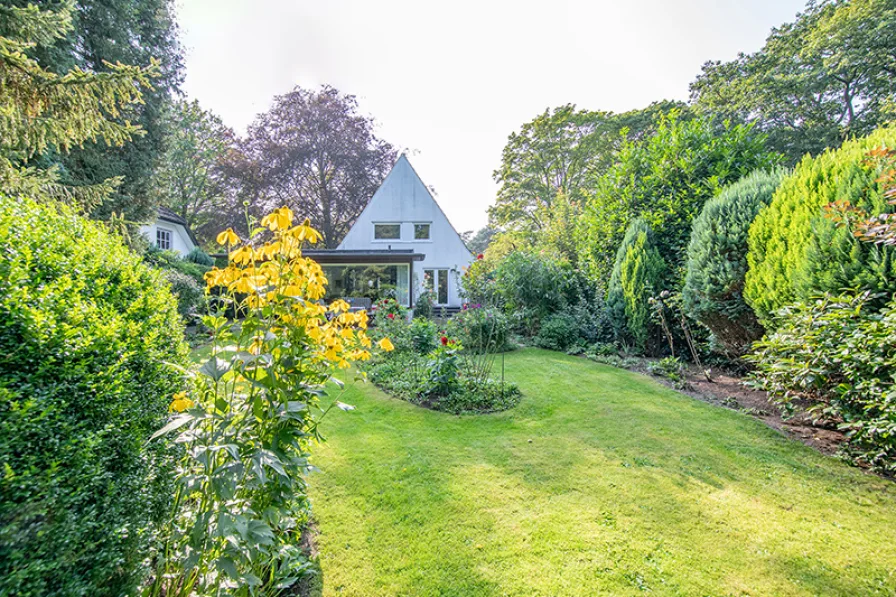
left=302, top=349, right=896, bottom=596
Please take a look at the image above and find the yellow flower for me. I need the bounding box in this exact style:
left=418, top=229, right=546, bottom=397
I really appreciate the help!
left=230, top=246, right=255, bottom=266
left=261, top=206, right=294, bottom=232
left=378, top=337, right=394, bottom=352
left=329, top=299, right=351, bottom=314
left=290, top=218, right=323, bottom=245
left=216, top=227, right=240, bottom=246
left=169, top=391, right=194, bottom=412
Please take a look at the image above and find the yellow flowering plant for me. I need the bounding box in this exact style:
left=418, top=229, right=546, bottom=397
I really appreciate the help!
left=146, top=207, right=390, bottom=597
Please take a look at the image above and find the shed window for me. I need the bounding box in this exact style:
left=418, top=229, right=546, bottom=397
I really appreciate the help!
left=156, top=228, right=172, bottom=250
left=414, top=223, right=431, bottom=240
left=374, top=223, right=401, bottom=240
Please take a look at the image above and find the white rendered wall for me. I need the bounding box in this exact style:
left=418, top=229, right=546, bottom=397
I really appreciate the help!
left=339, top=156, right=473, bottom=307
left=139, top=221, right=196, bottom=255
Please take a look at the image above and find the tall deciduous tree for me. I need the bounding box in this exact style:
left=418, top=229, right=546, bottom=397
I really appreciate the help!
left=240, top=86, right=396, bottom=248
left=690, top=0, right=896, bottom=163
left=152, top=100, right=236, bottom=245
left=2, top=0, right=183, bottom=222
left=576, top=112, right=778, bottom=290
left=489, top=101, right=684, bottom=261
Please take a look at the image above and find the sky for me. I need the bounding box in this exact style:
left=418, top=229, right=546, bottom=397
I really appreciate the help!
left=177, top=0, right=807, bottom=233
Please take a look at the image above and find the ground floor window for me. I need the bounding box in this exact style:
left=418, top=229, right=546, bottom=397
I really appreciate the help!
left=423, top=268, right=449, bottom=304
left=322, top=264, right=410, bottom=306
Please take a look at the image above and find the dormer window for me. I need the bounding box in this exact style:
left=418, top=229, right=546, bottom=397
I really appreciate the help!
left=156, top=227, right=172, bottom=250
left=414, top=223, right=431, bottom=240
left=374, top=223, right=400, bottom=240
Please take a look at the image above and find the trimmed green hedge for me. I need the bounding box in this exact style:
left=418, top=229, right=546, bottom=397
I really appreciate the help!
left=682, top=169, right=786, bottom=354
left=745, top=126, right=896, bottom=324
left=0, top=197, right=188, bottom=596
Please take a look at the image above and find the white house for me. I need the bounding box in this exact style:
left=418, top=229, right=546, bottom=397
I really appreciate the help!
left=139, top=207, right=199, bottom=255
left=305, top=155, right=473, bottom=310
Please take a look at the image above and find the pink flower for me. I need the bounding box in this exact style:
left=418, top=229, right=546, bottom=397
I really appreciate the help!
left=387, top=313, right=395, bottom=320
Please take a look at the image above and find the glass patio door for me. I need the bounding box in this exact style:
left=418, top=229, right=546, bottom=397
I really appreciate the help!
left=424, top=269, right=449, bottom=305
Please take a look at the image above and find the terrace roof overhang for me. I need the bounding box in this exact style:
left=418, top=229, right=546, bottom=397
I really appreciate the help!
left=302, top=249, right=426, bottom=265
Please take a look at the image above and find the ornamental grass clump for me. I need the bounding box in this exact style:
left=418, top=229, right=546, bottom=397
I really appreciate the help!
left=145, top=207, right=391, bottom=597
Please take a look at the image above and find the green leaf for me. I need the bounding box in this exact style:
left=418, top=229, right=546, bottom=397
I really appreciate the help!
left=199, top=356, right=231, bottom=381
left=149, top=414, right=192, bottom=441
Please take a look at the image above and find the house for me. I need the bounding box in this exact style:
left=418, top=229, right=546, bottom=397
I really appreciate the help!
left=139, top=207, right=199, bottom=255
left=305, top=155, right=473, bottom=310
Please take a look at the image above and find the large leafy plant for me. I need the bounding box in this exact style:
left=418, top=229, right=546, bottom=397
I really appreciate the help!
left=748, top=292, right=896, bottom=474
left=145, top=207, right=390, bottom=596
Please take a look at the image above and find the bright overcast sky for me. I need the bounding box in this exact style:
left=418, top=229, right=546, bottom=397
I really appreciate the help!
left=177, top=0, right=807, bottom=233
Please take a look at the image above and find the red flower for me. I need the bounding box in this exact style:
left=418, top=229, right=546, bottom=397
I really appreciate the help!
left=477, top=253, right=484, bottom=260
left=440, top=336, right=448, bottom=346
left=387, top=313, right=395, bottom=320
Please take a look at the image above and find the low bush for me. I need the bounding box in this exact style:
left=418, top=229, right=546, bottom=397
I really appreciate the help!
left=409, top=317, right=439, bottom=354
left=371, top=297, right=407, bottom=325
left=144, top=245, right=210, bottom=284
left=439, top=377, right=522, bottom=414
left=365, top=321, right=520, bottom=414
left=647, top=356, right=686, bottom=384
left=747, top=292, right=896, bottom=474
left=0, top=196, right=187, bottom=597
left=447, top=305, right=511, bottom=353
left=184, top=246, right=215, bottom=266
left=164, top=269, right=205, bottom=319
left=534, top=312, right=580, bottom=352
left=413, top=289, right=435, bottom=319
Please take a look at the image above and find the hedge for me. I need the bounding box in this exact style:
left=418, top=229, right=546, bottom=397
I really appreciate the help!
left=0, top=197, right=188, bottom=596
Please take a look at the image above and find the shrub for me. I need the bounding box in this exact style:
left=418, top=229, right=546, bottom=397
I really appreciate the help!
left=606, top=219, right=666, bottom=353
left=146, top=208, right=384, bottom=595
left=144, top=245, right=210, bottom=284
left=164, top=269, right=205, bottom=319
left=492, top=251, right=575, bottom=334
left=409, top=317, right=439, bottom=354
left=647, top=356, right=686, bottom=384
left=413, top=289, right=435, bottom=319
left=371, top=297, right=407, bottom=324
left=439, top=377, right=522, bottom=414
left=745, top=126, right=896, bottom=324
left=0, top=196, right=188, bottom=597
left=184, top=246, right=215, bottom=266
left=747, top=292, right=896, bottom=474
left=534, top=312, right=579, bottom=352
left=447, top=305, right=510, bottom=353
left=682, top=168, right=787, bottom=354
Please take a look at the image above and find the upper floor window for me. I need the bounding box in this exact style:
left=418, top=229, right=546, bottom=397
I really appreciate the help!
left=374, top=223, right=401, bottom=240
left=414, top=223, right=431, bottom=240
left=156, top=228, right=172, bottom=250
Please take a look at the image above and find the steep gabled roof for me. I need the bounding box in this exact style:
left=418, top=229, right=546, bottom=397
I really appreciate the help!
left=338, top=154, right=472, bottom=258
